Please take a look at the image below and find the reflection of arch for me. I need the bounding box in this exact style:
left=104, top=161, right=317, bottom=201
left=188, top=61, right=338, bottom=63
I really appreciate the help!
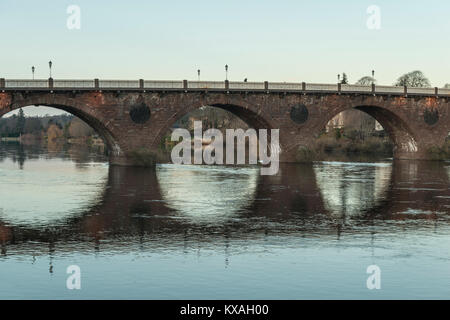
left=1, top=98, right=122, bottom=156
left=157, top=164, right=259, bottom=223
left=1, top=160, right=450, bottom=255
left=314, top=162, right=392, bottom=218
left=0, top=159, right=108, bottom=227
left=323, top=105, right=418, bottom=155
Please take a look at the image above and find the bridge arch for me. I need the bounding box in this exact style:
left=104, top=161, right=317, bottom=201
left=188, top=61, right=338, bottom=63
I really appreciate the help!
left=320, top=104, right=419, bottom=157
left=0, top=95, right=122, bottom=158
left=153, top=101, right=274, bottom=148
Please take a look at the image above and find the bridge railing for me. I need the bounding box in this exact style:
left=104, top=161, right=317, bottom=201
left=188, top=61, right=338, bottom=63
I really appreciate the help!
left=306, top=83, right=339, bottom=91
left=188, top=81, right=225, bottom=89
left=268, top=82, right=303, bottom=90
left=5, top=79, right=49, bottom=88
left=407, top=87, right=436, bottom=95
left=99, top=80, right=140, bottom=88
left=440, top=88, right=450, bottom=95
left=54, top=80, right=95, bottom=88
left=1, top=79, right=449, bottom=96
left=144, top=80, right=184, bottom=89
left=229, top=81, right=265, bottom=90
left=341, top=84, right=372, bottom=93
left=374, top=85, right=404, bottom=94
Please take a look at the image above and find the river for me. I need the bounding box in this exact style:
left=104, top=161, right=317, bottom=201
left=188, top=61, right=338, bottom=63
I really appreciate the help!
left=0, top=142, right=449, bottom=299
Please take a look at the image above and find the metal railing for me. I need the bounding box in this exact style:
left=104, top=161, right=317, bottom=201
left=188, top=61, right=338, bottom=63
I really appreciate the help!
left=407, top=87, right=436, bottom=95
left=5, top=79, right=49, bottom=88
left=99, top=80, right=140, bottom=88
left=1, top=78, right=449, bottom=96
left=188, top=81, right=224, bottom=89
left=306, top=83, right=339, bottom=91
left=144, top=80, right=183, bottom=89
left=54, top=80, right=95, bottom=88
left=229, top=81, right=265, bottom=90
left=268, top=82, right=302, bottom=90
left=341, top=84, right=372, bottom=93
left=374, top=85, right=404, bottom=94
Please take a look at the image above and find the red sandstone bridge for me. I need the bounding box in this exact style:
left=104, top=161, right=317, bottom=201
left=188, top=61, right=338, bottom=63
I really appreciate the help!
left=1, top=78, right=449, bottom=165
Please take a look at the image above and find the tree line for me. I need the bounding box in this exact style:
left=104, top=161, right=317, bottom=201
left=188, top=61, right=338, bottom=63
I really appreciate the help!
left=340, top=70, right=448, bottom=88
left=0, top=110, right=95, bottom=140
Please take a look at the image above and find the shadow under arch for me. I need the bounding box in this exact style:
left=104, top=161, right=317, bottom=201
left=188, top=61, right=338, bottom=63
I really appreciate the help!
left=209, top=103, right=273, bottom=131
left=154, top=102, right=274, bottom=147
left=324, top=105, right=418, bottom=157
left=0, top=102, right=121, bottom=157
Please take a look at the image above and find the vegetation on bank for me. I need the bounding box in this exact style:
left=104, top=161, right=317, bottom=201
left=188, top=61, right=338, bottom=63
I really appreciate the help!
left=0, top=109, right=104, bottom=147
left=297, top=128, right=393, bottom=162
left=428, top=139, right=450, bottom=160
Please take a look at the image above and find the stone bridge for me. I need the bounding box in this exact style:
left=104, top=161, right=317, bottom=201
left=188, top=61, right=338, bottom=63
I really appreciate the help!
left=0, top=79, right=449, bottom=165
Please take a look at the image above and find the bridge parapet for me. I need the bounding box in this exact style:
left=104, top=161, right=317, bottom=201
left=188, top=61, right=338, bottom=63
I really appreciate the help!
left=5, top=79, right=49, bottom=88
left=1, top=79, right=449, bottom=97
left=268, top=82, right=302, bottom=90
left=407, top=87, right=437, bottom=95
left=341, top=84, right=373, bottom=93
left=144, top=80, right=183, bottom=89
left=305, top=83, right=339, bottom=91
left=373, top=85, right=404, bottom=94
left=99, top=80, right=140, bottom=88
left=54, top=79, right=95, bottom=88
left=188, top=81, right=224, bottom=89
left=229, top=81, right=265, bottom=90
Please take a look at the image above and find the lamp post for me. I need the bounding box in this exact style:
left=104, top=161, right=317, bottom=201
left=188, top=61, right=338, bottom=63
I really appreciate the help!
left=337, top=74, right=340, bottom=83
left=225, top=64, right=228, bottom=81
left=197, top=69, right=200, bottom=81
left=371, top=70, right=375, bottom=84
left=48, top=61, right=52, bottom=78
left=32, top=66, right=35, bottom=80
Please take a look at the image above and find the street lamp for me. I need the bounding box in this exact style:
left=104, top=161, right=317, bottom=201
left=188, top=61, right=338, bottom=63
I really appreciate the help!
left=32, top=66, right=35, bottom=80
left=337, top=74, right=340, bottom=83
left=48, top=61, right=52, bottom=78
left=371, top=70, right=375, bottom=84
left=225, top=64, right=228, bottom=81
left=197, top=69, right=200, bottom=81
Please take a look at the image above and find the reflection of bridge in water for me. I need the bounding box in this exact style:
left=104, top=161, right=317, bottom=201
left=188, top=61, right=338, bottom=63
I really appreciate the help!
left=0, top=160, right=449, bottom=258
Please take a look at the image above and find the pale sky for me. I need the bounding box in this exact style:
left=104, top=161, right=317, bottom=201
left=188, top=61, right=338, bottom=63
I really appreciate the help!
left=1, top=0, right=449, bottom=116
left=4, top=106, right=68, bottom=117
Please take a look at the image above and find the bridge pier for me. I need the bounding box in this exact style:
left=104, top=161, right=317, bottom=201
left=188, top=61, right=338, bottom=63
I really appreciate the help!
left=109, top=154, right=134, bottom=166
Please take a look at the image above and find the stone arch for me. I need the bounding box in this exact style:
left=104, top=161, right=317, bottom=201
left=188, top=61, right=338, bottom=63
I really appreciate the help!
left=152, top=102, right=274, bottom=148
left=355, top=106, right=418, bottom=156
left=1, top=95, right=123, bottom=158
left=320, top=105, right=419, bottom=158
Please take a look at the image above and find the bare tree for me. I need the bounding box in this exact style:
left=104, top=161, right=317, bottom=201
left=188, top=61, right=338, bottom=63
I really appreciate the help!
left=395, top=70, right=431, bottom=87
left=356, top=76, right=376, bottom=85
left=444, top=84, right=450, bottom=89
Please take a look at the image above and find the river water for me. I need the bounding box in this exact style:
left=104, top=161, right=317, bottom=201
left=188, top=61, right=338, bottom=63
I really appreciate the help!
left=0, top=142, right=449, bottom=299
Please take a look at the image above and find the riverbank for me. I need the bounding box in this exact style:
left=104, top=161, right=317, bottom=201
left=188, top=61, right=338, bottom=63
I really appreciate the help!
left=306, top=131, right=394, bottom=161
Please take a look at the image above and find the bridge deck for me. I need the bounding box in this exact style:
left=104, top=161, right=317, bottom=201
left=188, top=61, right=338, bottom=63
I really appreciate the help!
left=1, top=79, right=449, bottom=97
